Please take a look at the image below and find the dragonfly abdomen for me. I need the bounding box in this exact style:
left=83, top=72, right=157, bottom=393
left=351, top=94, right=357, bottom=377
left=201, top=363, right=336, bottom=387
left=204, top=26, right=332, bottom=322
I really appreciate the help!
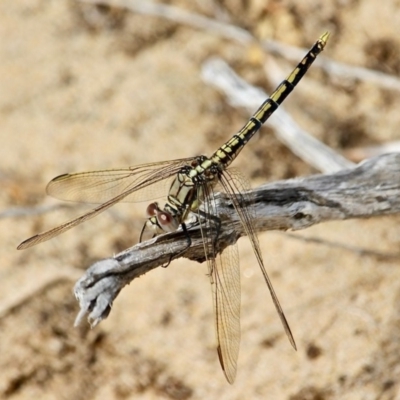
left=211, top=32, right=329, bottom=170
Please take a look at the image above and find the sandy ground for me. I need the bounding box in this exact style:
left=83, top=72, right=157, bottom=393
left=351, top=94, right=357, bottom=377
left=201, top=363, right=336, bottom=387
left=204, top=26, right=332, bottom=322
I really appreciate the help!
left=1, top=0, right=400, bottom=399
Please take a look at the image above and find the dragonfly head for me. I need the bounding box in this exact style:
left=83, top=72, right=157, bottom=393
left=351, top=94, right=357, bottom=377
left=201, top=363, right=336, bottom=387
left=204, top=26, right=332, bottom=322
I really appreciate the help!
left=140, top=202, right=180, bottom=242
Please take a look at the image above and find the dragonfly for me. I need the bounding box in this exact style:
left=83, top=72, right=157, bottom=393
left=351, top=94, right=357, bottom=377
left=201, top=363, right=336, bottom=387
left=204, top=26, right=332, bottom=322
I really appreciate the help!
left=18, top=32, right=329, bottom=383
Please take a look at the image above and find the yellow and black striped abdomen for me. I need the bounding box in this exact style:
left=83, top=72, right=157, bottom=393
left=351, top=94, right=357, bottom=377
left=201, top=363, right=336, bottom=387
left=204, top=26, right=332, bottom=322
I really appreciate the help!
left=211, top=32, right=329, bottom=168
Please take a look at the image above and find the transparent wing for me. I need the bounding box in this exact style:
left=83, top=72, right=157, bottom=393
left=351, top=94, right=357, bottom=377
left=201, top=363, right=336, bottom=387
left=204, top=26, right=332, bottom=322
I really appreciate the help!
left=198, top=182, right=241, bottom=384
left=47, top=157, right=198, bottom=203
left=17, top=157, right=197, bottom=250
left=219, top=168, right=296, bottom=350
left=212, top=247, right=241, bottom=384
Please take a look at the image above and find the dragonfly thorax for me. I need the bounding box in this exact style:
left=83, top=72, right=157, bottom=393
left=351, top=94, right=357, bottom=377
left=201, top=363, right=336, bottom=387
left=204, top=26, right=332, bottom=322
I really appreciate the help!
left=140, top=157, right=221, bottom=241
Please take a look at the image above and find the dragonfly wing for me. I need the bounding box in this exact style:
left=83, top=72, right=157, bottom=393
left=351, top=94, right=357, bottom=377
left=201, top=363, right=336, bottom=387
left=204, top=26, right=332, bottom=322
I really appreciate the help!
left=219, top=168, right=296, bottom=350
left=17, top=157, right=197, bottom=249
left=18, top=196, right=124, bottom=249
left=47, top=157, right=198, bottom=203
left=211, top=246, right=241, bottom=384
left=198, top=183, right=241, bottom=384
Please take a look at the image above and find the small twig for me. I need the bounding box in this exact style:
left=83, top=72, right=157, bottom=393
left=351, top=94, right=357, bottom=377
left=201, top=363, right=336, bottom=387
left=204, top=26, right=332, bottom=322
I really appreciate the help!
left=202, top=57, right=354, bottom=173
left=263, top=39, right=400, bottom=92
left=79, top=0, right=400, bottom=92
left=0, top=204, right=75, bottom=219
left=79, top=0, right=253, bottom=44
left=74, top=153, right=400, bottom=327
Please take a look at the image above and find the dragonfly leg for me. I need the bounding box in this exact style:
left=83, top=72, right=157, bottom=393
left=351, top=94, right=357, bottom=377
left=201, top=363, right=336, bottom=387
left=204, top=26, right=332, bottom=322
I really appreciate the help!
left=161, top=222, right=192, bottom=268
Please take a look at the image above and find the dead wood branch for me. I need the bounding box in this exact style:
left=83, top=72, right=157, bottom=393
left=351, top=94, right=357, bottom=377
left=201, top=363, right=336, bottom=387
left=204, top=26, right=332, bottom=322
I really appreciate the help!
left=74, top=153, right=400, bottom=327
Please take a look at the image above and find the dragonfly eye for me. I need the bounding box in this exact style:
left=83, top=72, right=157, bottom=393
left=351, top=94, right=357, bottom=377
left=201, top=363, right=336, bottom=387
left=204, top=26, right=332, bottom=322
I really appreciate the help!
left=146, top=202, right=159, bottom=217
left=157, top=211, right=173, bottom=225
left=156, top=210, right=179, bottom=232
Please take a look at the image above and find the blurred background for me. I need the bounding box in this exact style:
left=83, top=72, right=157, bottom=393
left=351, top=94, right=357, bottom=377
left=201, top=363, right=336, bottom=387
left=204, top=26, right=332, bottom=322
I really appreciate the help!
left=1, top=0, right=400, bottom=399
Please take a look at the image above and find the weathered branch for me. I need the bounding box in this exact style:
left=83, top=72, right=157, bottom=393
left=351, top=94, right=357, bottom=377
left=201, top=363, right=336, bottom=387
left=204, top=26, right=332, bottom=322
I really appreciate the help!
left=74, top=153, right=400, bottom=327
